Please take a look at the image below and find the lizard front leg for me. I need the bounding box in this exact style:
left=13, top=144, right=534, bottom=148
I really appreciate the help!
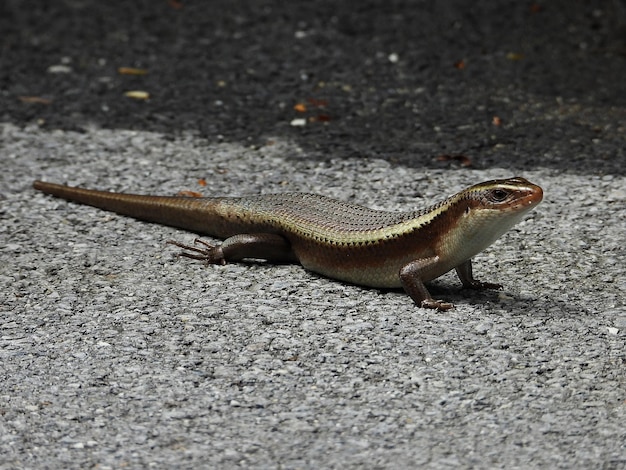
left=399, top=257, right=453, bottom=310
left=455, top=259, right=502, bottom=290
left=168, top=233, right=297, bottom=265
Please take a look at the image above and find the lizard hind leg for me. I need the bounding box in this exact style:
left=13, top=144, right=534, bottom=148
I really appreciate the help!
left=167, top=233, right=297, bottom=265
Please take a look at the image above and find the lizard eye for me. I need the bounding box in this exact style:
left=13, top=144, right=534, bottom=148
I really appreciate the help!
left=490, top=189, right=509, bottom=202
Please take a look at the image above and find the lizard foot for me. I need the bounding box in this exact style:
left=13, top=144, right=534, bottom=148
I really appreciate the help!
left=167, top=239, right=226, bottom=265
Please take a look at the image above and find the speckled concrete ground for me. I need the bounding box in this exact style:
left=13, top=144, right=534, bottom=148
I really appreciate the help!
left=1, top=1, right=625, bottom=468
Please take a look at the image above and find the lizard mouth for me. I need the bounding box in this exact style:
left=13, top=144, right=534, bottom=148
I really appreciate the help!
left=503, top=184, right=543, bottom=214
left=527, top=185, right=543, bottom=206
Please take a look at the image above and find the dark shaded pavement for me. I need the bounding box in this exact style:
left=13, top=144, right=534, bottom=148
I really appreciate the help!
left=2, top=0, right=625, bottom=171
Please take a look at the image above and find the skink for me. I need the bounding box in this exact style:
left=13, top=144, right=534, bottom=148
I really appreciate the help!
left=33, top=177, right=543, bottom=309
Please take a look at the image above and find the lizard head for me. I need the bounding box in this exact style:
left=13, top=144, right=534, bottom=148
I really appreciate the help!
left=466, top=177, right=543, bottom=213
left=443, top=177, right=543, bottom=257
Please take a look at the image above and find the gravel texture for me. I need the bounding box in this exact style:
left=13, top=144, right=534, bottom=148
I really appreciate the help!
left=1, top=1, right=625, bottom=469
left=2, top=125, right=625, bottom=469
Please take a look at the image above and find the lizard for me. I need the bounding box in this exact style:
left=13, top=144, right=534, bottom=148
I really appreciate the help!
left=33, top=177, right=543, bottom=310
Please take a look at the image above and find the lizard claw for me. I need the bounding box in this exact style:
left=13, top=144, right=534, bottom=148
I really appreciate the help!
left=166, top=239, right=226, bottom=265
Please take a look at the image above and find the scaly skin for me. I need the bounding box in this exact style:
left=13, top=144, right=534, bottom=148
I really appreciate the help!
left=33, top=177, right=543, bottom=309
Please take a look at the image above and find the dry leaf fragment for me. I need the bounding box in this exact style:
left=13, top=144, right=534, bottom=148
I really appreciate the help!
left=506, top=52, right=524, bottom=61
left=294, top=103, right=307, bottom=112
left=124, top=90, right=150, bottom=100
left=307, top=98, right=328, bottom=107
left=492, top=116, right=502, bottom=126
left=454, top=60, right=466, bottom=69
left=436, top=154, right=473, bottom=167
left=197, top=178, right=207, bottom=187
left=309, top=114, right=331, bottom=123
left=18, top=96, right=52, bottom=105
left=118, top=67, right=148, bottom=75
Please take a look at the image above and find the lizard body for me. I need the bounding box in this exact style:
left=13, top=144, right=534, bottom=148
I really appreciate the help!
left=33, top=177, right=543, bottom=309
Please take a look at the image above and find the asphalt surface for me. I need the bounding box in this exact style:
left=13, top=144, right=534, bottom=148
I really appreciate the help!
left=1, top=1, right=625, bottom=469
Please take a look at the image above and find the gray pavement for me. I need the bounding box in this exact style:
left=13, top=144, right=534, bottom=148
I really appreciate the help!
left=1, top=123, right=625, bottom=469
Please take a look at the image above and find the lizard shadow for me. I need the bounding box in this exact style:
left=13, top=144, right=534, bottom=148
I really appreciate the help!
left=173, top=254, right=590, bottom=318
left=421, top=283, right=594, bottom=318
